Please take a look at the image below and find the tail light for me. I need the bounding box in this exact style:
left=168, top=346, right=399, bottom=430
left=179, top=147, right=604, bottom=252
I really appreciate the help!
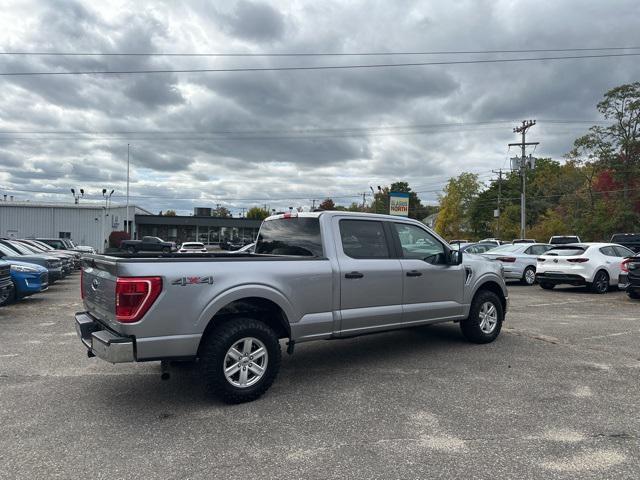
left=621, top=259, right=630, bottom=273
left=115, top=277, right=162, bottom=323
left=495, top=256, right=516, bottom=263
left=567, top=258, right=589, bottom=263
left=80, top=269, right=85, bottom=299
left=537, top=258, right=546, bottom=262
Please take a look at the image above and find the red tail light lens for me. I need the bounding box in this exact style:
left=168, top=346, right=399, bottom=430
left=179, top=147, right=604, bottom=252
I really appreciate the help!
left=496, top=256, right=516, bottom=263
left=80, top=269, right=85, bottom=299
left=567, top=258, right=589, bottom=263
left=621, top=259, right=630, bottom=273
left=115, top=277, right=162, bottom=323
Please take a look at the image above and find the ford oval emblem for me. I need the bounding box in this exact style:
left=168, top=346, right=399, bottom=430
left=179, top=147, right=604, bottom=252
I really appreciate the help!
left=91, top=278, right=100, bottom=291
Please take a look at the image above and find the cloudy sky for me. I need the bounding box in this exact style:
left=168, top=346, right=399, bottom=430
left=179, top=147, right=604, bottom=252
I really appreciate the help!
left=1, top=0, right=639, bottom=215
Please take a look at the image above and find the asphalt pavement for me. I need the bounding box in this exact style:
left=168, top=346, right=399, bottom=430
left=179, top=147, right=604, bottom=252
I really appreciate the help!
left=1, top=276, right=639, bottom=479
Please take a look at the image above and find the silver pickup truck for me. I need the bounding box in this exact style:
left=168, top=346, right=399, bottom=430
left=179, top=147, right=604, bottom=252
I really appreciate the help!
left=76, top=211, right=508, bottom=403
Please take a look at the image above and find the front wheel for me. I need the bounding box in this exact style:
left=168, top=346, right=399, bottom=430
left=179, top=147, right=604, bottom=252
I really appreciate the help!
left=521, top=266, right=536, bottom=286
left=0, top=286, right=15, bottom=306
left=199, top=317, right=281, bottom=404
left=162, top=247, right=171, bottom=254
left=539, top=282, right=555, bottom=290
left=127, top=246, right=136, bottom=254
left=460, top=290, right=503, bottom=344
left=590, top=271, right=609, bottom=294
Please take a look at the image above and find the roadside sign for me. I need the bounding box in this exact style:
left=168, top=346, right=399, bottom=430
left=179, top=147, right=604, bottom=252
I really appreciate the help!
left=389, top=192, right=409, bottom=216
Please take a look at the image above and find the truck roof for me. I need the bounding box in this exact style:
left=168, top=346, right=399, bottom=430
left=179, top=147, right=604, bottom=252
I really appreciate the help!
left=264, top=211, right=423, bottom=222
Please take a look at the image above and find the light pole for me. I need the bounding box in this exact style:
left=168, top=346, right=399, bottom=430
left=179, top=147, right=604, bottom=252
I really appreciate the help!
left=102, top=189, right=115, bottom=252
left=70, top=188, right=84, bottom=204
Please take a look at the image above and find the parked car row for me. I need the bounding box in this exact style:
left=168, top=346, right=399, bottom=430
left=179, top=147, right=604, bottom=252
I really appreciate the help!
left=0, top=238, right=84, bottom=306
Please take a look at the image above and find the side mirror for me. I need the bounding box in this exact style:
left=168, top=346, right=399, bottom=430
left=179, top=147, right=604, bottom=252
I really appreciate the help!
left=449, top=250, right=463, bottom=265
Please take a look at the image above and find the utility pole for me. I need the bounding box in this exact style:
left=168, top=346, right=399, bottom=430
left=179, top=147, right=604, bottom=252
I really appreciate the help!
left=241, top=207, right=246, bottom=218
left=491, top=169, right=504, bottom=238
left=126, top=144, right=130, bottom=235
left=311, top=199, right=316, bottom=210
left=509, top=120, right=538, bottom=239
left=360, top=192, right=367, bottom=210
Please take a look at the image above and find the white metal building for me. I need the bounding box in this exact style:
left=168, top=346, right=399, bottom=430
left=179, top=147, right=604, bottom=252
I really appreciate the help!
left=0, top=201, right=151, bottom=253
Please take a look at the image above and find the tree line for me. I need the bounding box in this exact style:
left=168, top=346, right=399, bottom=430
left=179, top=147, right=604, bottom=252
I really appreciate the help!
left=436, top=82, right=640, bottom=242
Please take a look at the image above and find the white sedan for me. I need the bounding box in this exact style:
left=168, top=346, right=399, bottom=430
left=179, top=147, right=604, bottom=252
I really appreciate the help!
left=481, top=243, right=553, bottom=285
left=536, top=243, right=635, bottom=293
left=178, top=242, right=208, bottom=253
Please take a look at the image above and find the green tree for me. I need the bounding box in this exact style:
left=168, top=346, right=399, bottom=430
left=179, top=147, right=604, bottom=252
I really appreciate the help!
left=246, top=207, right=270, bottom=220
left=319, top=198, right=336, bottom=210
left=372, top=182, right=427, bottom=219
left=434, top=173, right=482, bottom=239
left=213, top=207, right=231, bottom=218
left=164, top=210, right=176, bottom=216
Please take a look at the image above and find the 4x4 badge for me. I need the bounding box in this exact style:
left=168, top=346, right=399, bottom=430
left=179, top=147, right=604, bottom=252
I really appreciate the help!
left=171, top=276, right=214, bottom=286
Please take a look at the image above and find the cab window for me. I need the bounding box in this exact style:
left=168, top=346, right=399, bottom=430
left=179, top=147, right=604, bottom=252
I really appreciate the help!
left=339, top=220, right=390, bottom=259
left=393, top=223, right=445, bottom=264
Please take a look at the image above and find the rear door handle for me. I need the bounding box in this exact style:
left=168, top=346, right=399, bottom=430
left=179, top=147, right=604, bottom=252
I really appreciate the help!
left=406, top=270, right=423, bottom=277
left=345, top=271, right=364, bottom=279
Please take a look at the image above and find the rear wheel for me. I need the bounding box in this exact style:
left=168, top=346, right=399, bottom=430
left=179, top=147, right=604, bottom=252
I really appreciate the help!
left=127, top=246, right=136, bottom=254
left=460, top=290, right=503, bottom=344
left=628, top=289, right=640, bottom=300
left=162, top=247, right=171, bottom=254
left=590, top=270, right=609, bottom=294
left=199, top=317, right=281, bottom=404
left=539, top=281, right=555, bottom=290
left=521, top=266, right=536, bottom=286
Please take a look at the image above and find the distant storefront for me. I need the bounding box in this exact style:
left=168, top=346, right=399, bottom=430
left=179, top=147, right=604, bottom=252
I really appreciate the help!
left=135, top=214, right=262, bottom=245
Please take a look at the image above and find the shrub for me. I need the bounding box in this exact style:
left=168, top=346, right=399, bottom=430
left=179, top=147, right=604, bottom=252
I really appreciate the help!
left=109, top=231, right=131, bottom=249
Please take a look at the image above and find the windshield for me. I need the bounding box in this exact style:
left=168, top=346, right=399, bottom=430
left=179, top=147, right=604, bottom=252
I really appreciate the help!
left=255, top=217, right=323, bottom=257
left=0, top=243, right=21, bottom=256
left=5, top=241, right=34, bottom=255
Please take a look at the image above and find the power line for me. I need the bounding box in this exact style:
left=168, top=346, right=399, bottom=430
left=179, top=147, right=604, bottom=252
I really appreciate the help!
left=2, top=53, right=639, bottom=76
left=2, top=46, right=639, bottom=57
left=0, top=119, right=607, bottom=140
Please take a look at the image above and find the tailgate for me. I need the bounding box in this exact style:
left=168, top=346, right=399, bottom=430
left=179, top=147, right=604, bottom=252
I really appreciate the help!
left=82, top=257, right=118, bottom=327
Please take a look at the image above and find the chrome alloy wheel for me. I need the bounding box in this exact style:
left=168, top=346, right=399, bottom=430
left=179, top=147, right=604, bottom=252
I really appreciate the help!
left=223, top=337, right=268, bottom=388
left=479, top=302, right=498, bottom=334
left=525, top=268, right=536, bottom=285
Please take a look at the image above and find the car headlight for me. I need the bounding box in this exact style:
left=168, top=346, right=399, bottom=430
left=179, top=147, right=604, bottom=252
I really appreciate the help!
left=11, top=264, right=39, bottom=273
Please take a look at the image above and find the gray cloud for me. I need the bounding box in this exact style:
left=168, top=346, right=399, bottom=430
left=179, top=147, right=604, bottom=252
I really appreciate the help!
left=1, top=0, right=640, bottom=215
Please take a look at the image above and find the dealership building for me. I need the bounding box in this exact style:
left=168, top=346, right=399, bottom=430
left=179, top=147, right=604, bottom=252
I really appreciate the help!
left=0, top=201, right=262, bottom=252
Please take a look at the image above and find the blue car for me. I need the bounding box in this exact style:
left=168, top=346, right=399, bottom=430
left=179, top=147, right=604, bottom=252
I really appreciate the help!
left=0, top=259, right=49, bottom=305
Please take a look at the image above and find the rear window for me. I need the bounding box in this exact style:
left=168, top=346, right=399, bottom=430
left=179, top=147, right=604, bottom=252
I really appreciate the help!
left=255, top=218, right=323, bottom=257
left=545, top=247, right=586, bottom=256
left=611, top=233, right=640, bottom=242
left=550, top=236, right=580, bottom=244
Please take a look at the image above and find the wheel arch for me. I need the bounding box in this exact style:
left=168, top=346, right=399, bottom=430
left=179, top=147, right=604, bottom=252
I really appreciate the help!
left=197, top=286, right=294, bottom=353
left=472, top=279, right=507, bottom=314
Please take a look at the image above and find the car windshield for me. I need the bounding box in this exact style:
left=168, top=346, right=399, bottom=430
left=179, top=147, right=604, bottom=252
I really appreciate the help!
left=5, top=242, right=35, bottom=255
left=0, top=243, right=21, bottom=256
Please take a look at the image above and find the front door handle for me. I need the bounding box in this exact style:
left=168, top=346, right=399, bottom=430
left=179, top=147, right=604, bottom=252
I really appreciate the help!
left=406, top=270, right=423, bottom=277
left=345, top=271, right=364, bottom=279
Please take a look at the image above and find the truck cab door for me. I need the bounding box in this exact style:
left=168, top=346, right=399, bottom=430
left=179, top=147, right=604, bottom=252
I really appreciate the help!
left=332, top=218, right=403, bottom=336
left=390, top=222, right=465, bottom=325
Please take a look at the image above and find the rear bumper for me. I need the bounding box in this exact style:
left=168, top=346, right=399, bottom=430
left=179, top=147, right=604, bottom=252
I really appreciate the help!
left=75, top=312, right=135, bottom=363
left=620, top=273, right=640, bottom=291
left=536, top=273, right=587, bottom=285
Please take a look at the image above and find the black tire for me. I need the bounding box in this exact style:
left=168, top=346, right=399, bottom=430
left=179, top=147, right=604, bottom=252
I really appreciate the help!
left=127, top=246, right=136, bottom=254
left=162, top=247, right=171, bottom=254
left=539, top=281, right=555, bottom=290
left=521, top=266, right=536, bottom=286
left=627, top=289, right=640, bottom=300
left=460, top=290, right=503, bottom=344
left=0, top=286, right=16, bottom=306
left=199, top=317, right=281, bottom=404
left=590, top=270, right=609, bottom=294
